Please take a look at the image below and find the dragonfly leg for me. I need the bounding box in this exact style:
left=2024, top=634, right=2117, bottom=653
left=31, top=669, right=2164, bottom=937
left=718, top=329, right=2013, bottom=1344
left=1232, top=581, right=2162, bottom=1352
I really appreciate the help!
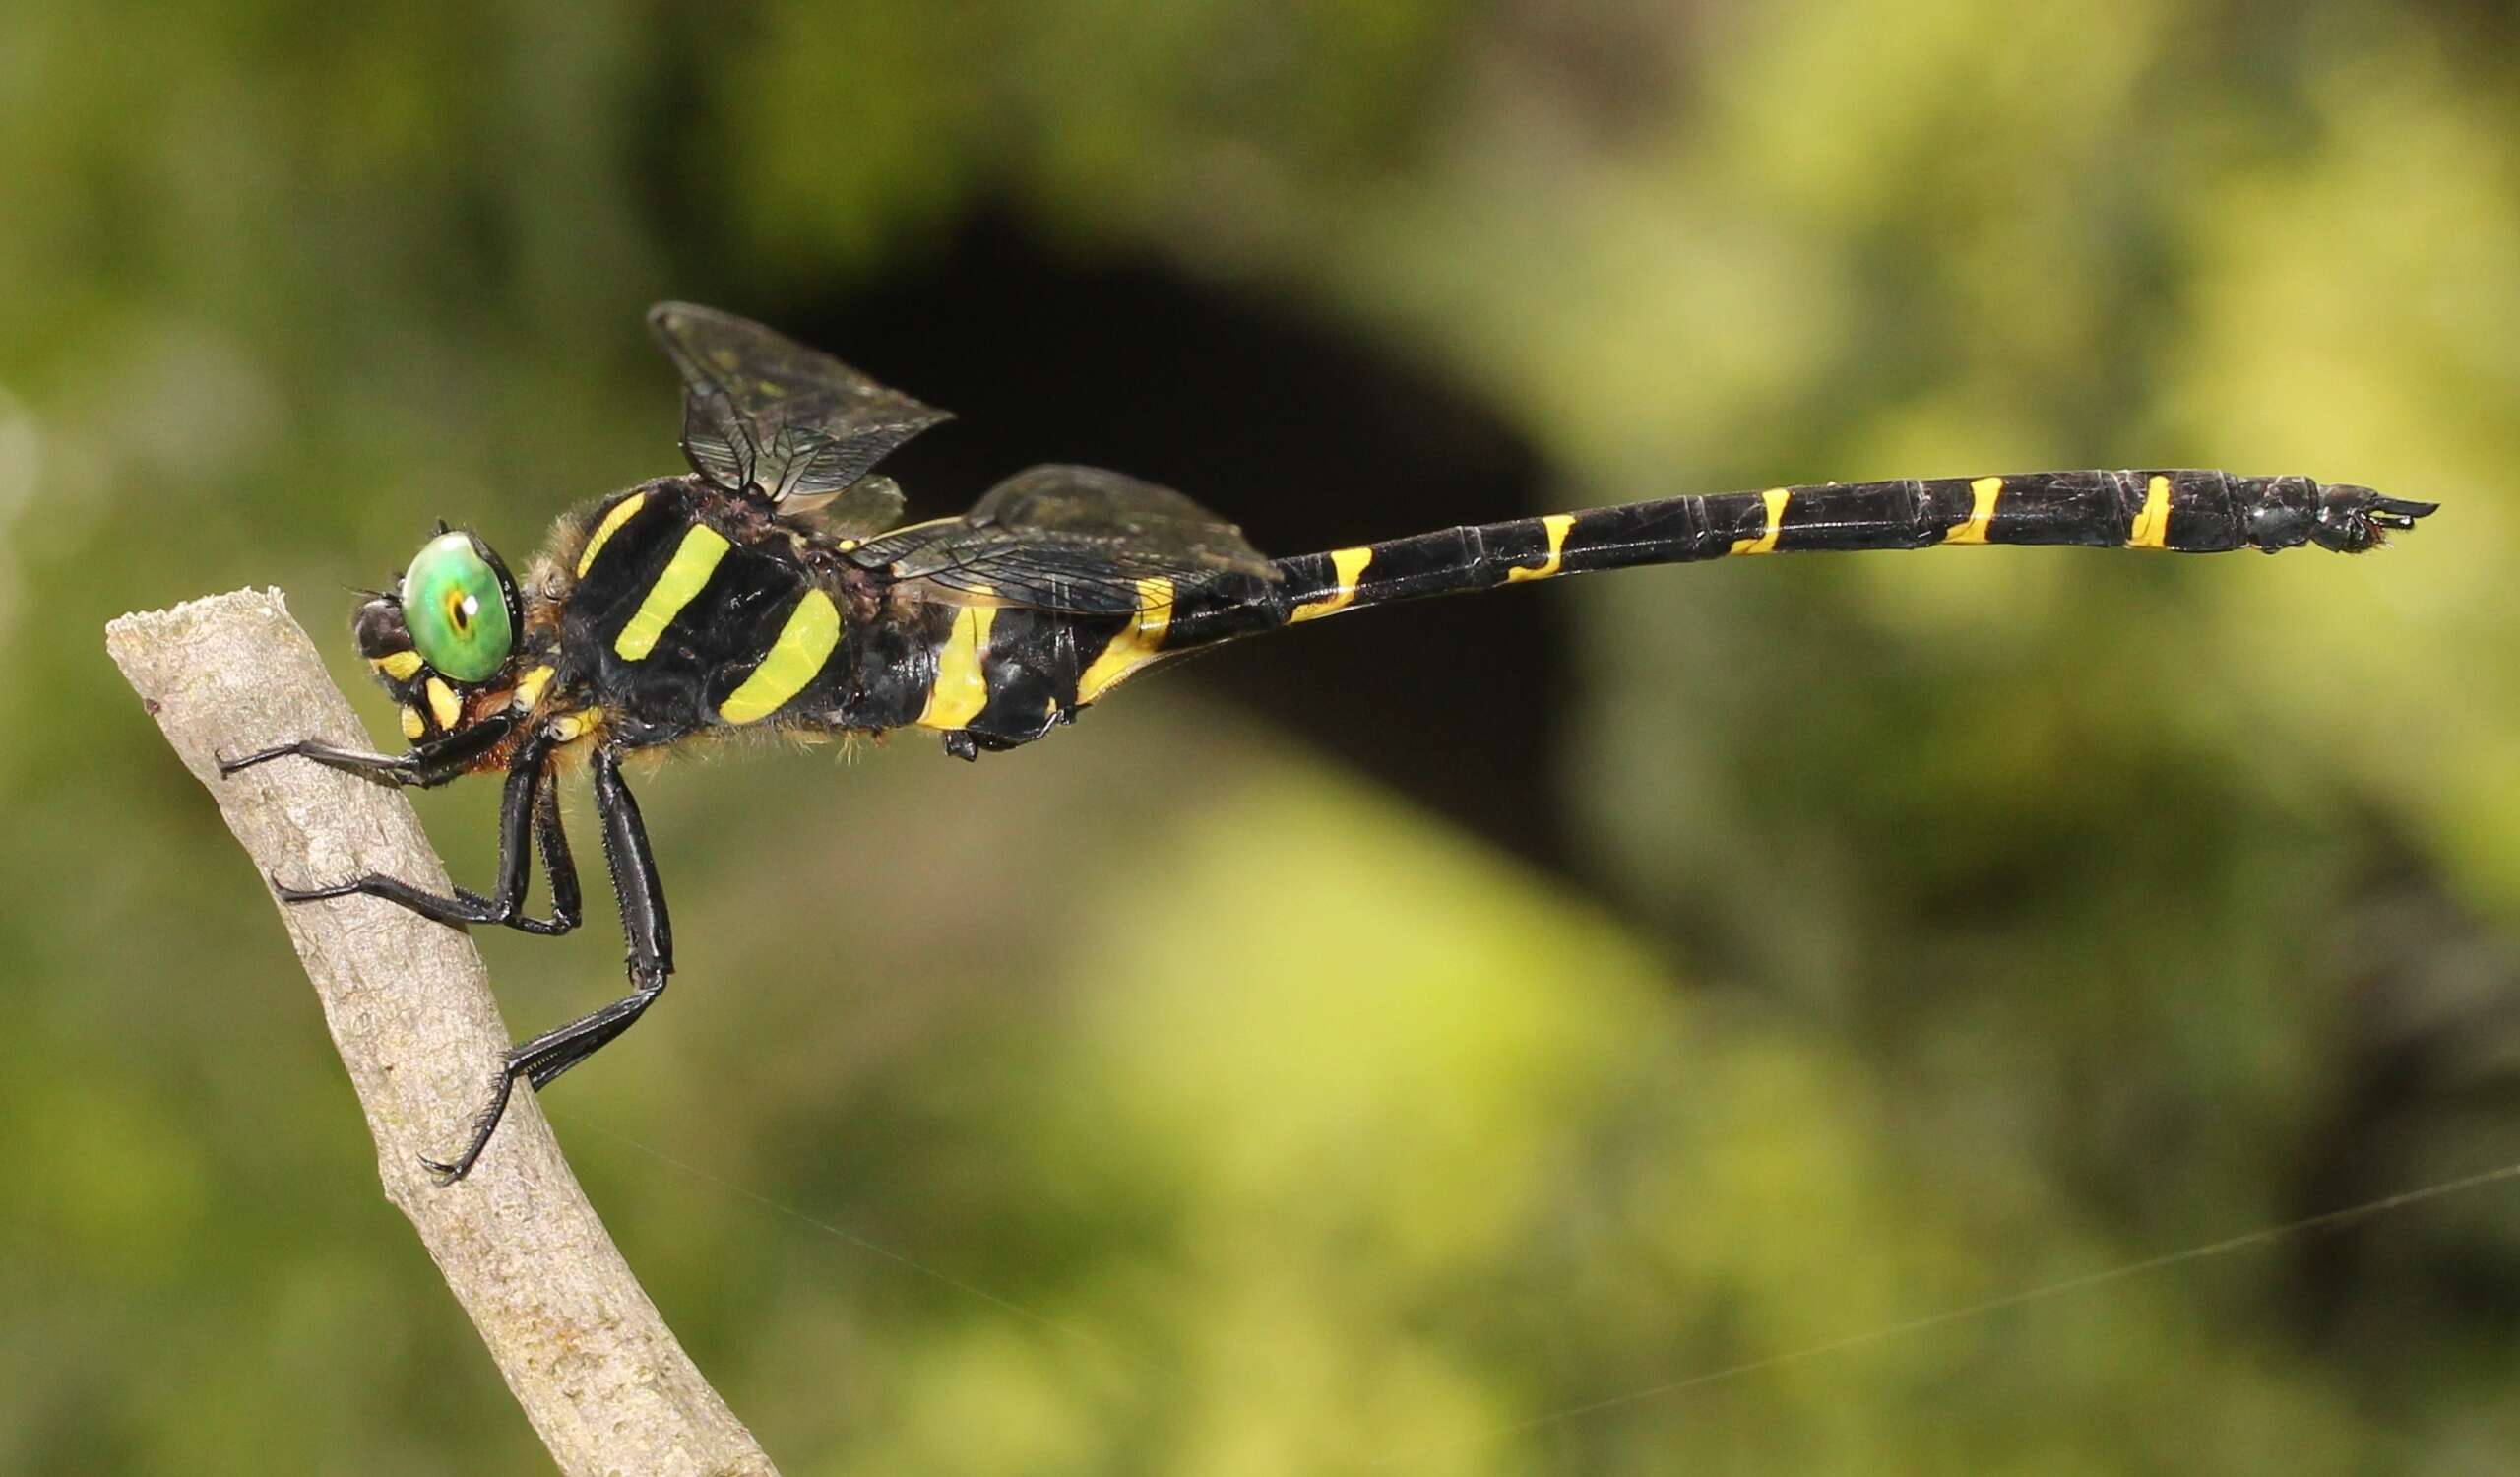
left=457, top=779, right=582, bottom=936
left=423, top=744, right=672, bottom=1183
left=219, top=713, right=516, bottom=790
left=269, top=730, right=567, bottom=933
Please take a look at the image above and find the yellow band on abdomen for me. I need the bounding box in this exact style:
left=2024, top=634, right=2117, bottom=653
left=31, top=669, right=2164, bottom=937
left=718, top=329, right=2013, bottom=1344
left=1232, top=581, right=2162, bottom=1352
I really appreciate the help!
left=1730, top=488, right=1790, bottom=555
left=917, top=603, right=998, bottom=729
left=1946, top=477, right=2002, bottom=545
left=1505, top=515, right=1575, bottom=583
left=1076, top=579, right=1176, bottom=704
left=2128, top=475, right=2173, bottom=549
left=1290, top=546, right=1373, bottom=622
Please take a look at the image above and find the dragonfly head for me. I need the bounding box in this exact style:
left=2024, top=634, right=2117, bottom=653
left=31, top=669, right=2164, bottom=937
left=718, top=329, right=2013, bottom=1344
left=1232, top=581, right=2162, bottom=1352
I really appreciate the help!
left=355, top=527, right=526, bottom=744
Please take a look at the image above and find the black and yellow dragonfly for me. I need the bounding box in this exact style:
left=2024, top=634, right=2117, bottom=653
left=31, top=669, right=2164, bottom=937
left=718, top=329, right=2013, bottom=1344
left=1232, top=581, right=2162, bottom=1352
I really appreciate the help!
left=222, top=303, right=2438, bottom=1181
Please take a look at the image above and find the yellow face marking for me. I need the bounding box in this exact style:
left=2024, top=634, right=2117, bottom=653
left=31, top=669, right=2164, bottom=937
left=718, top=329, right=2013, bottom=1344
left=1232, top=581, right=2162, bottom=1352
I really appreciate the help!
left=576, top=490, right=649, bottom=577
left=1944, top=477, right=2002, bottom=545
left=613, top=524, right=731, bottom=660
left=916, top=602, right=999, bottom=730
left=1505, top=514, right=1576, bottom=584
left=1075, top=578, right=1177, bottom=705
left=424, top=676, right=462, bottom=731
left=400, top=704, right=426, bottom=741
left=371, top=649, right=424, bottom=682
left=510, top=664, right=554, bottom=713
left=2128, top=474, right=2174, bottom=549
left=719, top=589, right=844, bottom=725
left=1729, top=488, right=1790, bottom=555
left=1290, top=546, right=1373, bottom=622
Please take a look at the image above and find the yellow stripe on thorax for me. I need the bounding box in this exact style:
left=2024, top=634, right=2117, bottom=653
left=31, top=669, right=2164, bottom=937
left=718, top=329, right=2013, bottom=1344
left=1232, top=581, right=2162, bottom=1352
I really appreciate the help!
left=1075, top=578, right=1176, bottom=705
left=916, top=602, right=998, bottom=730
left=719, top=589, right=843, bottom=724
left=614, top=524, right=731, bottom=660
left=1729, top=488, right=1790, bottom=555
left=2128, top=474, right=2173, bottom=549
left=1946, top=477, right=2002, bottom=545
left=1290, top=546, right=1373, bottom=622
left=577, top=490, right=649, bottom=577
left=1505, top=515, right=1575, bottom=583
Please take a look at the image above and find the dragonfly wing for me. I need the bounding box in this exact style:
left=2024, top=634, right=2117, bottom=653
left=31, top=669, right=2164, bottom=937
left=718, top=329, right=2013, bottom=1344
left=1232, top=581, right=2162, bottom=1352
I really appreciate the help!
left=648, top=302, right=950, bottom=506
left=787, top=475, right=909, bottom=542
left=857, top=464, right=1279, bottom=614
left=964, top=465, right=1273, bottom=573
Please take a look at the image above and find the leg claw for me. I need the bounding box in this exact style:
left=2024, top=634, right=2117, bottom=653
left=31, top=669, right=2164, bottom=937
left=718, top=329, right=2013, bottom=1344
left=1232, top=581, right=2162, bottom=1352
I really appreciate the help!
left=270, top=874, right=350, bottom=904
left=218, top=742, right=298, bottom=778
left=416, top=1068, right=521, bottom=1186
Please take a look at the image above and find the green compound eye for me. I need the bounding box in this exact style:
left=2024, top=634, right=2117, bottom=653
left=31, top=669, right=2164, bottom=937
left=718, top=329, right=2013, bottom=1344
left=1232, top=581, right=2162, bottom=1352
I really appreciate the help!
left=401, top=532, right=514, bottom=683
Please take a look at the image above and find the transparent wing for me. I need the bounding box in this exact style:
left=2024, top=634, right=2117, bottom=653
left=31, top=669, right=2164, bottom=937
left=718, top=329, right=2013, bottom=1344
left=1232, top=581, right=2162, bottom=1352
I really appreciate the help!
left=648, top=302, right=951, bottom=505
left=851, top=464, right=1278, bottom=614
left=961, top=465, right=1274, bottom=568
left=787, top=475, right=908, bottom=542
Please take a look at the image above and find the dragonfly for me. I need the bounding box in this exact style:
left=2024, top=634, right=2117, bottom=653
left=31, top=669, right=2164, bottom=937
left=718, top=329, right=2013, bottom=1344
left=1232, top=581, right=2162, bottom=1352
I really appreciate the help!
left=220, top=302, right=2438, bottom=1181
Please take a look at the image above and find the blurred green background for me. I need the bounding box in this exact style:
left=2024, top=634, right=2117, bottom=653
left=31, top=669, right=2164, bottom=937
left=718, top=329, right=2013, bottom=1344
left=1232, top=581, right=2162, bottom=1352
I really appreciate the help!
left=7, top=1, right=2518, bottom=1472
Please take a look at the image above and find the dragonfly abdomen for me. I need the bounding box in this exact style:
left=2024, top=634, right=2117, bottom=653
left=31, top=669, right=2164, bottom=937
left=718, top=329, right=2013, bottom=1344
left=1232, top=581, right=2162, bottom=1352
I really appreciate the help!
left=938, top=469, right=2435, bottom=754
left=1235, top=471, right=2433, bottom=633
left=556, top=470, right=2431, bottom=758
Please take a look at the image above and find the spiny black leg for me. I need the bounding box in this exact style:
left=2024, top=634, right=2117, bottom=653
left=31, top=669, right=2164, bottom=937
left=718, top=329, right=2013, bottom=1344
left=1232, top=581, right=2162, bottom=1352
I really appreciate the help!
left=591, top=744, right=673, bottom=978
left=219, top=712, right=517, bottom=790
left=220, top=737, right=419, bottom=782
left=455, top=776, right=581, bottom=935
left=279, top=871, right=514, bottom=923
left=273, top=728, right=557, bottom=931
left=517, top=984, right=664, bottom=1092
left=423, top=744, right=675, bottom=1184
left=419, top=978, right=665, bottom=1183
left=536, top=778, right=582, bottom=927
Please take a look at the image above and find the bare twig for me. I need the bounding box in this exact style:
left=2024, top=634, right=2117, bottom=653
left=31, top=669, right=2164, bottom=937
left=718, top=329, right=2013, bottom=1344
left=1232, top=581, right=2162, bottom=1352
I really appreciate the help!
left=106, top=588, right=781, bottom=1477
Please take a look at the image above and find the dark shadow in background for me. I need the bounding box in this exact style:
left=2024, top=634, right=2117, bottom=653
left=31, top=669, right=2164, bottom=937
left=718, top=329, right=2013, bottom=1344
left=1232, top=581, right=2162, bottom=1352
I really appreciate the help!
left=770, top=210, right=1578, bottom=871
